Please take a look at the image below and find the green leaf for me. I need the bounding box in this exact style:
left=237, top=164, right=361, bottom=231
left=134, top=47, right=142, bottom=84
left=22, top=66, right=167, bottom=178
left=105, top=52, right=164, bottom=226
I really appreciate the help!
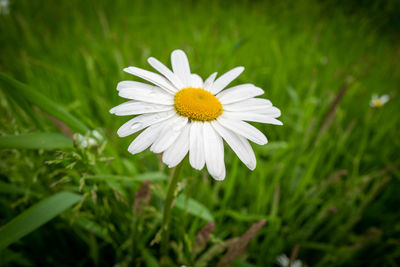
left=175, top=194, right=214, bottom=222
left=0, top=132, right=73, bottom=150
left=106, top=180, right=127, bottom=200
left=222, top=209, right=268, bottom=222
left=0, top=181, right=39, bottom=196
left=231, top=259, right=258, bottom=267
left=0, top=192, right=82, bottom=251
left=142, top=248, right=160, bottom=267
left=0, top=248, right=32, bottom=267
left=85, top=172, right=168, bottom=182
left=258, top=141, right=288, bottom=156
left=0, top=72, right=89, bottom=133
left=74, top=217, right=112, bottom=243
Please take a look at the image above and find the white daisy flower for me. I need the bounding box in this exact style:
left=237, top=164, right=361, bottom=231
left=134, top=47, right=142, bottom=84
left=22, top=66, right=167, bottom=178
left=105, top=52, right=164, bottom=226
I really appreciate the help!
left=0, top=0, right=10, bottom=15
left=370, top=94, right=390, bottom=108
left=277, top=254, right=303, bottom=267
left=110, top=49, right=282, bottom=180
left=73, top=130, right=104, bottom=148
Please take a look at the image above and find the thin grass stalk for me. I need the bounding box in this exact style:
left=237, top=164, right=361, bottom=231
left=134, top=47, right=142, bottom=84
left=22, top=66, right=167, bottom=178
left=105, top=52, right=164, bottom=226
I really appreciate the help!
left=161, top=162, right=184, bottom=262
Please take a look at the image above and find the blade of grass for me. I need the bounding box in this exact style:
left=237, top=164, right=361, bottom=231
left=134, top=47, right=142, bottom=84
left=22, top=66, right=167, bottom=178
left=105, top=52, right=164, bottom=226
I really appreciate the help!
left=0, top=181, right=39, bottom=196
left=175, top=194, right=214, bottom=222
left=0, top=191, right=82, bottom=251
left=85, top=172, right=168, bottom=182
left=0, top=72, right=89, bottom=133
left=0, top=132, right=73, bottom=150
left=74, top=217, right=113, bottom=243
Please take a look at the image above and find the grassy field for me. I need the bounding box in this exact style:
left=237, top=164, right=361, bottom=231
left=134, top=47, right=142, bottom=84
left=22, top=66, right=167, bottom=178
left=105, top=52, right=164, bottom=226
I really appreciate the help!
left=1, top=0, right=399, bottom=266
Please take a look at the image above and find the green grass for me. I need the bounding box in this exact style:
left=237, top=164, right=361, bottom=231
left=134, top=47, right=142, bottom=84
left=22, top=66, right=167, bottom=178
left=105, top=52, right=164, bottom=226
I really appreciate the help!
left=1, top=0, right=400, bottom=266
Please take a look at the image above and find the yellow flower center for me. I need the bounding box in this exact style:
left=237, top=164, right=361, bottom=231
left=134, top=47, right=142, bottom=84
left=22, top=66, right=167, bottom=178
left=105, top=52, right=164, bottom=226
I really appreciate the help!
left=373, top=99, right=383, bottom=107
left=174, top=88, right=223, bottom=121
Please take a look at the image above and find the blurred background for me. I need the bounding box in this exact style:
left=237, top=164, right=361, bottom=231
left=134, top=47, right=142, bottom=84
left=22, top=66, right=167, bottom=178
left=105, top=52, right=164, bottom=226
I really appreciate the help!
left=0, top=0, right=399, bottom=266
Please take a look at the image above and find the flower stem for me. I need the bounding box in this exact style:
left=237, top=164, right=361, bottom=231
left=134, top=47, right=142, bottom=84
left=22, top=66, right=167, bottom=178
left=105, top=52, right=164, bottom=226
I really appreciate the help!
left=161, top=162, right=184, bottom=261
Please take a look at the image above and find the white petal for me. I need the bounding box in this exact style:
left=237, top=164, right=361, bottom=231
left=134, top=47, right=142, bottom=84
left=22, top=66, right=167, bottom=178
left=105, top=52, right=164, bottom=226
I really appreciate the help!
left=203, top=123, right=225, bottom=180
left=162, top=125, right=190, bottom=168
left=117, top=111, right=175, bottom=137
left=222, top=98, right=272, bottom=112
left=224, top=104, right=281, bottom=118
left=216, top=84, right=264, bottom=104
left=217, top=165, right=226, bottom=181
left=277, top=255, right=290, bottom=267
left=118, top=86, right=174, bottom=105
left=211, top=121, right=256, bottom=170
left=117, top=81, right=148, bottom=91
left=189, top=121, right=205, bottom=170
left=128, top=123, right=163, bottom=155
left=217, top=115, right=268, bottom=145
left=190, top=74, right=203, bottom=88
left=109, top=101, right=173, bottom=116
left=203, top=72, right=218, bottom=91
left=150, top=116, right=188, bottom=153
left=210, top=67, right=244, bottom=95
left=147, top=57, right=184, bottom=89
left=124, top=66, right=177, bottom=93
left=255, top=107, right=281, bottom=117
left=224, top=111, right=283, bottom=125
left=380, top=94, right=390, bottom=104
left=292, top=261, right=303, bottom=267
left=171, top=49, right=191, bottom=88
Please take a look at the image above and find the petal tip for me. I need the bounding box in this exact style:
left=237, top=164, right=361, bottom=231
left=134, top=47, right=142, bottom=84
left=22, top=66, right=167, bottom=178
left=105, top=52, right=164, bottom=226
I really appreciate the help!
left=127, top=147, right=137, bottom=155
left=147, top=57, right=160, bottom=66
left=212, top=175, right=225, bottom=181
left=172, top=49, right=186, bottom=55
left=255, top=87, right=265, bottom=94
left=247, top=163, right=256, bottom=171
left=191, top=164, right=204, bottom=171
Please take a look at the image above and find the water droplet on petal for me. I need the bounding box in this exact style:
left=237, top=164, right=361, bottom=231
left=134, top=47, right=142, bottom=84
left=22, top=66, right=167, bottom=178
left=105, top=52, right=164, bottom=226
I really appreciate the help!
left=131, top=122, right=143, bottom=130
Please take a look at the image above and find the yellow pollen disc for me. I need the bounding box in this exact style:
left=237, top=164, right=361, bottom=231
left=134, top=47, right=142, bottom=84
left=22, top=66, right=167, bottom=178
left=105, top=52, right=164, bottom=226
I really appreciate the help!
left=373, top=99, right=383, bottom=107
left=174, top=88, right=223, bottom=121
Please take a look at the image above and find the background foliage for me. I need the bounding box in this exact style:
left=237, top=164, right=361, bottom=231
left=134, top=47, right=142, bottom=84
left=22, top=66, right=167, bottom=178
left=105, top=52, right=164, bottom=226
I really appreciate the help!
left=0, top=0, right=399, bottom=266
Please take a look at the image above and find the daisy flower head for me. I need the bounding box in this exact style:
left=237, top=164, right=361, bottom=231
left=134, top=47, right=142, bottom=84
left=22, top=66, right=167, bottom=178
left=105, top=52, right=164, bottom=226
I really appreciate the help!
left=370, top=94, right=390, bottom=108
left=0, top=0, right=10, bottom=15
left=277, top=254, right=304, bottom=267
left=110, top=50, right=282, bottom=180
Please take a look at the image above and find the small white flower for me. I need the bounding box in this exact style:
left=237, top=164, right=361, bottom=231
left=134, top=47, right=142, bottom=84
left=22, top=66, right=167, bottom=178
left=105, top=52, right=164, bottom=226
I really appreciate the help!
left=370, top=94, right=390, bottom=108
left=277, top=254, right=303, bottom=267
left=0, top=0, right=10, bottom=15
left=91, top=130, right=104, bottom=142
left=73, top=130, right=103, bottom=148
left=110, top=50, right=282, bottom=180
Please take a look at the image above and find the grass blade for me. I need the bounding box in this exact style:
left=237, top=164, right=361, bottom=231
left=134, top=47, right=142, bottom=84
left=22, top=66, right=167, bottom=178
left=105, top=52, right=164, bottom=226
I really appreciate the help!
left=0, top=192, right=82, bottom=251
left=0, top=132, right=73, bottom=150
left=175, top=194, right=214, bottom=222
left=74, top=217, right=112, bottom=243
left=85, top=172, right=168, bottom=182
left=0, top=181, right=39, bottom=196
left=0, top=72, right=89, bottom=133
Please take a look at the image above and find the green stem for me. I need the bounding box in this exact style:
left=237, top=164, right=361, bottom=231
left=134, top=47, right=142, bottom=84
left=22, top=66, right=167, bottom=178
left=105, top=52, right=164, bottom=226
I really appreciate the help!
left=161, top=162, right=184, bottom=261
